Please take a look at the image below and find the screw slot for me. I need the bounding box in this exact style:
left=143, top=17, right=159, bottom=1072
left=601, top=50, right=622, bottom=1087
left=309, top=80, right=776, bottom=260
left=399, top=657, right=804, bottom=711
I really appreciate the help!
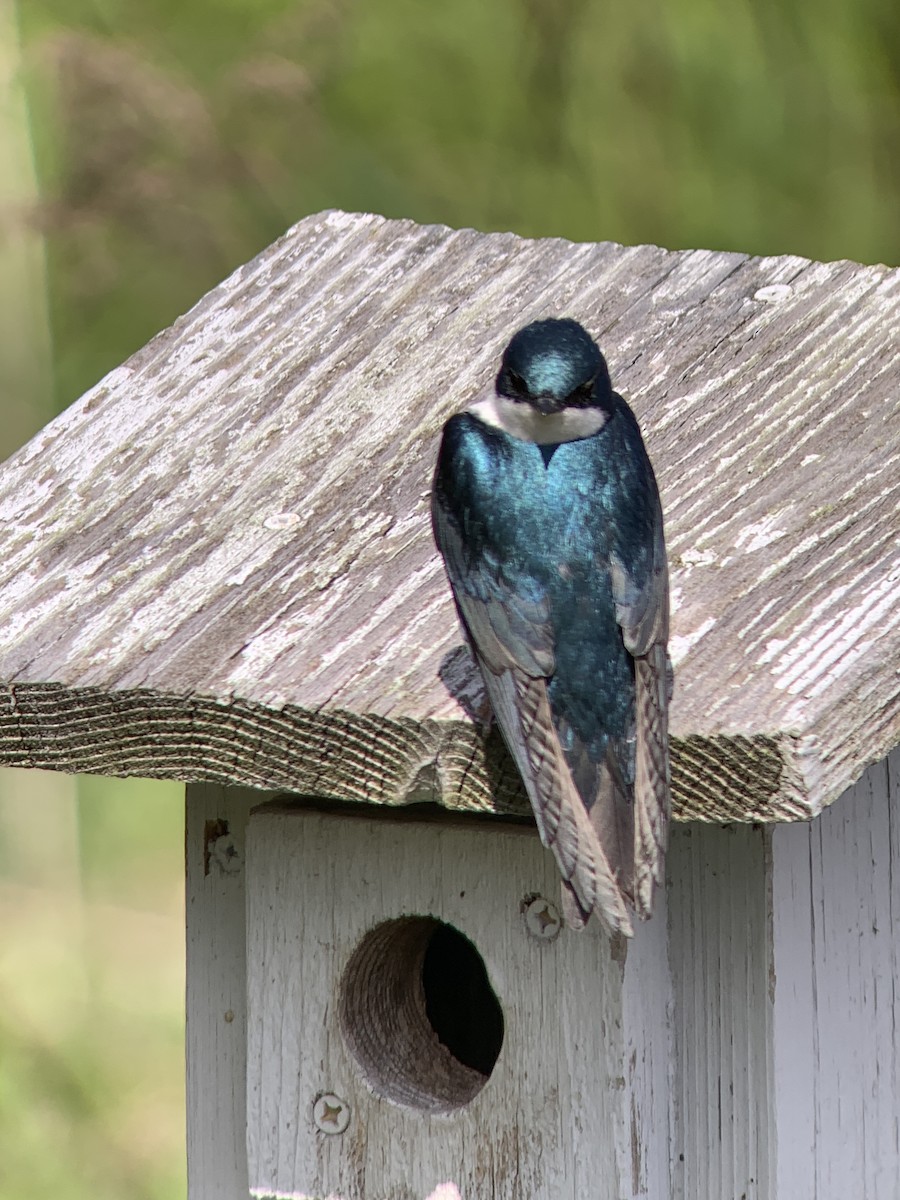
left=523, top=895, right=562, bottom=941
left=313, top=1093, right=350, bottom=1135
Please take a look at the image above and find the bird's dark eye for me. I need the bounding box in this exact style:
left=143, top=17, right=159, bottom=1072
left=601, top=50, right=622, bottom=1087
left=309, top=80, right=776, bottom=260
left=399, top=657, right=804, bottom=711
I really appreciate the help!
left=508, top=369, right=527, bottom=394
left=569, top=377, right=596, bottom=405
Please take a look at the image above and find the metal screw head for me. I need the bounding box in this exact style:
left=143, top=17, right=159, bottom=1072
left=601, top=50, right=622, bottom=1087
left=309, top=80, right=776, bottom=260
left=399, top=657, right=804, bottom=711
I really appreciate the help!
left=523, top=896, right=562, bottom=941
left=208, top=834, right=241, bottom=876
left=313, top=1093, right=351, bottom=1135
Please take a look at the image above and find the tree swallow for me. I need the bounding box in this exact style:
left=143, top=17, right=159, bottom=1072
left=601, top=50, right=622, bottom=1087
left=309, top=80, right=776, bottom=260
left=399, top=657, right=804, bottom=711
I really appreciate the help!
left=432, top=318, right=670, bottom=936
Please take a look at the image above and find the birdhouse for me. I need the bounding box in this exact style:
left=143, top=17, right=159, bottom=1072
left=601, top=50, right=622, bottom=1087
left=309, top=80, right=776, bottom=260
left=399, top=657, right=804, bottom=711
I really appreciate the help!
left=0, top=211, right=898, bottom=1200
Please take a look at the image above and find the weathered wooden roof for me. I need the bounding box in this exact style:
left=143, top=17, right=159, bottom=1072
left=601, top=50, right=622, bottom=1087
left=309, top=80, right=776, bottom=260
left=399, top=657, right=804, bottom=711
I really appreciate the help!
left=0, top=211, right=897, bottom=822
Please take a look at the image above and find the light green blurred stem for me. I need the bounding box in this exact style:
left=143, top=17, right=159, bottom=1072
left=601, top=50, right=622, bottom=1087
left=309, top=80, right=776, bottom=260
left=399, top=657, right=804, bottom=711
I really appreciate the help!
left=0, top=0, right=52, bottom=459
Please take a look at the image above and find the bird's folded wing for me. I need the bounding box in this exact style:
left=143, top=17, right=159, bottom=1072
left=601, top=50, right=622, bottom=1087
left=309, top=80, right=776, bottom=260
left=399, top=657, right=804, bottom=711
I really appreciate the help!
left=633, top=645, right=670, bottom=914
left=609, top=490, right=670, bottom=918
left=479, top=662, right=633, bottom=937
left=433, top=487, right=633, bottom=934
left=431, top=493, right=555, bottom=677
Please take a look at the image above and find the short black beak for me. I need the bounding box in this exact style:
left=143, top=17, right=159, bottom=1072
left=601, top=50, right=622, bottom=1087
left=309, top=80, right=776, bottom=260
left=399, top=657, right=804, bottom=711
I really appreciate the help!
left=533, top=394, right=562, bottom=416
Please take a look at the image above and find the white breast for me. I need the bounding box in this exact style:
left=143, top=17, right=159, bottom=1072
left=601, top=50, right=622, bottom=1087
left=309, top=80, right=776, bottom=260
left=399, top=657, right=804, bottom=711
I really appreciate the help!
left=468, top=394, right=608, bottom=444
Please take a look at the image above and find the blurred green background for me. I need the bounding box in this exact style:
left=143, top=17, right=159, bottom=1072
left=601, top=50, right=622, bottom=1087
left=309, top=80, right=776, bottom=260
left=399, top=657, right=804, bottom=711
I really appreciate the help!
left=1, top=0, right=898, bottom=1195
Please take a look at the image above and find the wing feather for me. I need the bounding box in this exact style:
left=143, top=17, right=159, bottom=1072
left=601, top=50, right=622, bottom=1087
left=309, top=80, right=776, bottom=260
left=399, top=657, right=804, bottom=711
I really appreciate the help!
left=610, top=486, right=671, bottom=918
left=633, top=645, right=671, bottom=916
left=432, top=495, right=555, bottom=677
left=478, top=659, right=633, bottom=937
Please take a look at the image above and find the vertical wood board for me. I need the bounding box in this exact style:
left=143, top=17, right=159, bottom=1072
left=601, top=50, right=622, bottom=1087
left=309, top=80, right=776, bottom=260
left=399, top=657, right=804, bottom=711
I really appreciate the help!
left=668, top=823, right=774, bottom=1200
left=186, top=783, right=262, bottom=1200
left=771, top=748, right=900, bottom=1199
left=621, top=878, right=674, bottom=1198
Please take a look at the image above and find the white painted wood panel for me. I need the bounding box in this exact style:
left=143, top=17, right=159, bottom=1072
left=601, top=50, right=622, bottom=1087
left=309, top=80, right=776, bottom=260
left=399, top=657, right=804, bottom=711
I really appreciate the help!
left=772, top=748, right=900, bottom=1199
left=186, top=783, right=264, bottom=1200
left=770, top=818, right=817, bottom=1200
left=245, top=804, right=672, bottom=1200
left=621, top=878, right=673, bottom=1197
left=668, top=823, right=774, bottom=1200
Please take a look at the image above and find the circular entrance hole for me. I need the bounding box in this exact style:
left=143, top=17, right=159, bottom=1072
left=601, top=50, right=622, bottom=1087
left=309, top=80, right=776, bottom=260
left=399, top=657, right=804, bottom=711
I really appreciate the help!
left=338, top=916, right=504, bottom=1113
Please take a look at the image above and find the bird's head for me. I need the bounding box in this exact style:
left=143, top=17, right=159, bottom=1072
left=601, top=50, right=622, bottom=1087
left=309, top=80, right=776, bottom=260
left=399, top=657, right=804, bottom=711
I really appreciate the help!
left=496, top=318, right=612, bottom=416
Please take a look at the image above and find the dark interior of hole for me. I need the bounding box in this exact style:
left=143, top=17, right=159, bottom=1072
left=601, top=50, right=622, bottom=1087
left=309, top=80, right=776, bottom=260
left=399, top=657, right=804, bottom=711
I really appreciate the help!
left=421, top=923, right=504, bottom=1077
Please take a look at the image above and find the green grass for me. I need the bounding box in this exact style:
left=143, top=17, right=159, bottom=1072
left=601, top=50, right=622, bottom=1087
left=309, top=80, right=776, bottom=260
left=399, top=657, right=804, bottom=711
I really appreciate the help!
left=0, top=770, right=185, bottom=1200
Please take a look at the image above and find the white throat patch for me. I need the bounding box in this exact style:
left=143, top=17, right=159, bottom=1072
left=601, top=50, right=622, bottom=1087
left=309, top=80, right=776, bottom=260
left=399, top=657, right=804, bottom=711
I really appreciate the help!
left=468, top=394, right=608, bottom=444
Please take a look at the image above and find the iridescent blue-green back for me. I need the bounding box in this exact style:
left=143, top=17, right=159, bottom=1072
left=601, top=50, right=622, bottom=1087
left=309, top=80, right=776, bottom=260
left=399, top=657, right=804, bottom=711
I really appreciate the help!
left=433, top=396, right=659, bottom=780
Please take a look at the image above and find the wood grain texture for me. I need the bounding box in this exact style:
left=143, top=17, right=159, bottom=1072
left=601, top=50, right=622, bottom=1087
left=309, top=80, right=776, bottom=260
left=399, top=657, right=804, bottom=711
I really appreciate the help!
left=771, top=747, right=900, bottom=1199
left=0, top=211, right=897, bottom=821
left=185, top=783, right=257, bottom=1200
left=245, top=803, right=672, bottom=1200
left=620, top=871, right=673, bottom=1197
left=668, top=823, right=774, bottom=1200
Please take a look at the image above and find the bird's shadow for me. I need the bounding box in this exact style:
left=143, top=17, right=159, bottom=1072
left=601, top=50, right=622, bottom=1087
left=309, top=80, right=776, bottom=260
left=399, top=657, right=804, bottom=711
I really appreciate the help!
left=438, top=643, right=490, bottom=728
